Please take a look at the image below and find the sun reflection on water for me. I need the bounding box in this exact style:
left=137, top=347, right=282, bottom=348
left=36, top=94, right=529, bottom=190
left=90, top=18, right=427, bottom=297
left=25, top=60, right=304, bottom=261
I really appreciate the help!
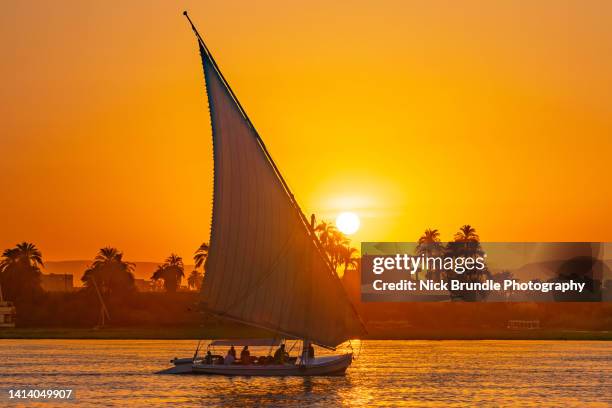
left=0, top=339, right=610, bottom=407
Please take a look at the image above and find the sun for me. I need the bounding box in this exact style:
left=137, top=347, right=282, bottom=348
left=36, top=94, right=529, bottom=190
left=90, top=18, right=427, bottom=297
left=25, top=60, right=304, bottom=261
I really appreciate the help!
left=335, top=212, right=360, bottom=235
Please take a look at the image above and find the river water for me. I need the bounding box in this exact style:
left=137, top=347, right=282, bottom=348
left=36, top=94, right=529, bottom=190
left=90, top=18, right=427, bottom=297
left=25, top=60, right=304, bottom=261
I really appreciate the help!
left=0, top=340, right=610, bottom=407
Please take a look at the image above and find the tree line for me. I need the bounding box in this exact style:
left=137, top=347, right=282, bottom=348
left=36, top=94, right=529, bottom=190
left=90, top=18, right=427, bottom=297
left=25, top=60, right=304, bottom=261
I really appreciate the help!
left=0, top=216, right=362, bottom=304
left=0, top=241, right=210, bottom=303
left=0, top=224, right=484, bottom=303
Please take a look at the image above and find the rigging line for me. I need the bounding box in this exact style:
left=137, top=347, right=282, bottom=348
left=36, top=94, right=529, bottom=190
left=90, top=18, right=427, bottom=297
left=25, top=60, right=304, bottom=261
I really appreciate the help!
left=183, top=11, right=338, bottom=277
left=287, top=340, right=298, bottom=353
left=193, top=340, right=202, bottom=360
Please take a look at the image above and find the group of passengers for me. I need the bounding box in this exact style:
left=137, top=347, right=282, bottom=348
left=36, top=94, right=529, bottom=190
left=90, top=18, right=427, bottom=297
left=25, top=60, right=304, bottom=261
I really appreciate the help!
left=203, top=343, right=312, bottom=366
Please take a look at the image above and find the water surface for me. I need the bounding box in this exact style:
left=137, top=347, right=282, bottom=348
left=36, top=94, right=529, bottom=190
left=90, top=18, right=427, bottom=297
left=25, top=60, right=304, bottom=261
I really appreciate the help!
left=0, top=340, right=610, bottom=407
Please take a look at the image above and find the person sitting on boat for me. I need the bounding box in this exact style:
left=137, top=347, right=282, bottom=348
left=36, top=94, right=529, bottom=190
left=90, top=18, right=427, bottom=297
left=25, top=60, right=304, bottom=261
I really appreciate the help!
left=224, top=350, right=235, bottom=365
left=204, top=350, right=213, bottom=365
left=240, top=346, right=251, bottom=364
left=228, top=345, right=236, bottom=359
left=273, top=344, right=288, bottom=364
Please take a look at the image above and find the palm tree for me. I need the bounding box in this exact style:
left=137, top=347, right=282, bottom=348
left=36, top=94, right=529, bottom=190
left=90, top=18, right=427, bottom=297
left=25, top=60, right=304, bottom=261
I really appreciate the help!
left=194, top=242, right=209, bottom=271
left=151, top=253, right=185, bottom=292
left=416, top=229, right=444, bottom=280
left=314, top=221, right=335, bottom=247
left=341, top=246, right=359, bottom=274
left=0, top=242, right=44, bottom=301
left=453, top=225, right=479, bottom=242
left=331, top=230, right=349, bottom=272
left=449, top=225, right=484, bottom=272
left=81, top=247, right=136, bottom=296
left=418, top=228, right=441, bottom=246
left=187, top=270, right=203, bottom=291
left=314, top=220, right=359, bottom=275
left=449, top=225, right=483, bottom=258
left=445, top=225, right=487, bottom=299
left=81, top=247, right=136, bottom=295
left=0, top=242, right=44, bottom=269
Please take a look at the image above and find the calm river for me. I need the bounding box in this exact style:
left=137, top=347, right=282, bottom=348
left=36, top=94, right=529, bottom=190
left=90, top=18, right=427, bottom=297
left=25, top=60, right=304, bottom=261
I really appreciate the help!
left=0, top=340, right=610, bottom=407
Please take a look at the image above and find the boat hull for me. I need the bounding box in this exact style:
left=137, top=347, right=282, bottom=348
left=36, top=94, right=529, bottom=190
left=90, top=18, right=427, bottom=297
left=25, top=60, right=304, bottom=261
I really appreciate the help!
left=191, top=353, right=353, bottom=376
left=156, top=358, right=197, bottom=374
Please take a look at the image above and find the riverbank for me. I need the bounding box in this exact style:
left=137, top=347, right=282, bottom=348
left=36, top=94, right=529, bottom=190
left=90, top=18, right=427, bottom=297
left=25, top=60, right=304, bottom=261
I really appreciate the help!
left=1, top=327, right=610, bottom=340
left=0, top=326, right=268, bottom=339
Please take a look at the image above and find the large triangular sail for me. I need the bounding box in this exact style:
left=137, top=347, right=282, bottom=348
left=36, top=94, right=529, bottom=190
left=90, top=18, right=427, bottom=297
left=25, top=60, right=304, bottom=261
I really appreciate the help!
left=185, top=14, right=365, bottom=348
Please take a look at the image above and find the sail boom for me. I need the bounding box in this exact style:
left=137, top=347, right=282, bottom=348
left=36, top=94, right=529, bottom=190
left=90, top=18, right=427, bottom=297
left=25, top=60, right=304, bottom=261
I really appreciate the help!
left=201, top=306, right=339, bottom=349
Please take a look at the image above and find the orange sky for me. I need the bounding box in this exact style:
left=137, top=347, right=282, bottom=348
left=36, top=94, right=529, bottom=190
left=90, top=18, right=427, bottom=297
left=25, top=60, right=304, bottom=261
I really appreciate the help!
left=1, top=1, right=611, bottom=262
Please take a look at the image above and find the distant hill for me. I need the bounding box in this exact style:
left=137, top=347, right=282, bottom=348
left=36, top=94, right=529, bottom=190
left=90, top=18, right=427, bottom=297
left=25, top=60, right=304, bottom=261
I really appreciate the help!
left=44, top=260, right=196, bottom=286
left=489, top=259, right=612, bottom=282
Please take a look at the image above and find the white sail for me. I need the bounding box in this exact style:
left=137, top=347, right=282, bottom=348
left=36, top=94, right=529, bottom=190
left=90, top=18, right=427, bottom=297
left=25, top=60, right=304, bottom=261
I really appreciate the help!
left=194, top=39, right=365, bottom=348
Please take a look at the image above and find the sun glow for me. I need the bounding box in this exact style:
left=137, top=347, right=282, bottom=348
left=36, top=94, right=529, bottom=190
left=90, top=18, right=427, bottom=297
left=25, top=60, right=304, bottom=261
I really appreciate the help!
left=336, top=212, right=360, bottom=235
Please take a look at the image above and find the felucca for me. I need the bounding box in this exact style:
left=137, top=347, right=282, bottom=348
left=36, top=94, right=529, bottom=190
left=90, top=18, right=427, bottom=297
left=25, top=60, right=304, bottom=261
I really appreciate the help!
left=160, top=12, right=366, bottom=376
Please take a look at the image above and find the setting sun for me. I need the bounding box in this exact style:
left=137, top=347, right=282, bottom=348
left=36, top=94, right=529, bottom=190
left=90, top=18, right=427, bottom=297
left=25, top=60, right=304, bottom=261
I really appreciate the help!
left=336, top=212, right=360, bottom=235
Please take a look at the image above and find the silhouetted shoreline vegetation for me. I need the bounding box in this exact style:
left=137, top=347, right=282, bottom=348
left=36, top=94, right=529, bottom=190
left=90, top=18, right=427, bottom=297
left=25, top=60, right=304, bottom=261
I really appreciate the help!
left=1, top=327, right=611, bottom=341
left=1, top=224, right=611, bottom=338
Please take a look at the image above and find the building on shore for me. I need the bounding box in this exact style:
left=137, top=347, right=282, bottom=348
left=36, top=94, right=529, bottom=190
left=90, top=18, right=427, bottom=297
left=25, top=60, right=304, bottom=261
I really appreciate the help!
left=0, top=285, right=16, bottom=328
left=40, top=273, right=74, bottom=292
left=507, top=320, right=540, bottom=330
left=134, top=278, right=154, bottom=292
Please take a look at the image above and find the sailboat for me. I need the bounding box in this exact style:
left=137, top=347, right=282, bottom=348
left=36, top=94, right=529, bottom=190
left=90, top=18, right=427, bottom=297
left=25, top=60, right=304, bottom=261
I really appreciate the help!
left=160, top=12, right=366, bottom=376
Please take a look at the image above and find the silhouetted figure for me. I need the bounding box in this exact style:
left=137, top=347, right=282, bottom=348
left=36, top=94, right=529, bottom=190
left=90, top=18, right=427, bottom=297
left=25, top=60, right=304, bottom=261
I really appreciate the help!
left=204, top=350, right=213, bottom=365
left=224, top=350, right=235, bottom=365
left=308, top=344, right=315, bottom=359
left=240, top=346, right=251, bottom=364
left=228, top=346, right=236, bottom=358
left=273, top=344, right=287, bottom=364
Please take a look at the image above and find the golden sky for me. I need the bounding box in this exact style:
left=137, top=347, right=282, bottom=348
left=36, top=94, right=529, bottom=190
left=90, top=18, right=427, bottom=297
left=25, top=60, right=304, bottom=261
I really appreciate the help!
left=1, top=1, right=611, bottom=262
